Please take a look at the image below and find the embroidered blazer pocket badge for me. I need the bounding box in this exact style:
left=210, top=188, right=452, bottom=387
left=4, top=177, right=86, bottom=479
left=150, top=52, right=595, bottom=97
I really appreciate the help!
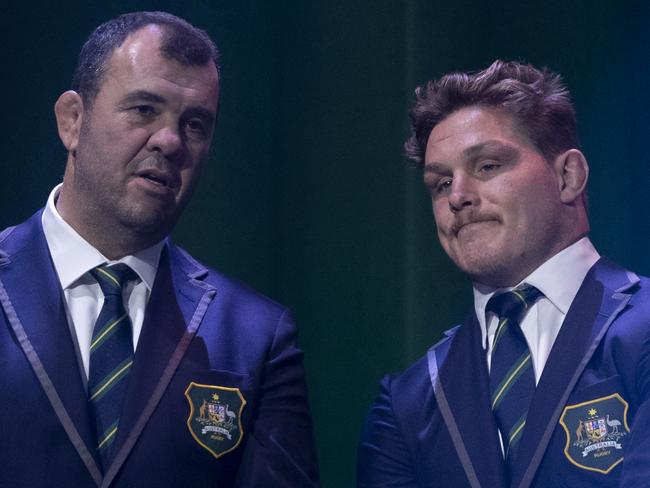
left=559, top=393, right=630, bottom=474
left=185, top=382, right=247, bottom=459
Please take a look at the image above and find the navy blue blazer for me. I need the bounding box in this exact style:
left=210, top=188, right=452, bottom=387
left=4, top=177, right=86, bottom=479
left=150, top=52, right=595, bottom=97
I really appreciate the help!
left=358, top=259, right=650, bottom=487
left=0, top=210, right=319, bottom=487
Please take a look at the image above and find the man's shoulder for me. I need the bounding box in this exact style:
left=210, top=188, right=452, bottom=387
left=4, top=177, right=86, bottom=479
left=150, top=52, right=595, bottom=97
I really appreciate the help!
left=589, top=256, right=647, bottom=286
left=0, top=209, right=44, bottom=256
left=166, top=242, right=290, bottom=318
left=631, top=273, right=650, bottom=303
left=589, top=257, right=650, bottom=307
left=383, top=325, right=462, bottom=395
left=596, top=260, right=650, bottom=337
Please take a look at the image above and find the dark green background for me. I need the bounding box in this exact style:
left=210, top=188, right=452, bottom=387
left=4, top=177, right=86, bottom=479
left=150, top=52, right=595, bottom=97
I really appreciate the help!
left=3, top=2, right=649, bottom=486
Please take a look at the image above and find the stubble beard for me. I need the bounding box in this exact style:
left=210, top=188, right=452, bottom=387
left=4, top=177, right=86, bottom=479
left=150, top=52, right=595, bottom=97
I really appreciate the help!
left=71, top=154, right=178, bottom=254
left=446, top=237, right=526, bottom=288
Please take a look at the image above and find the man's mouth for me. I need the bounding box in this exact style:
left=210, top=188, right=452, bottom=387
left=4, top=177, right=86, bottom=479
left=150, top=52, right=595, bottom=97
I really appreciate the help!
left=135, top=169, right=176, bottom=189
left=452, top=218, right=497, bottom=235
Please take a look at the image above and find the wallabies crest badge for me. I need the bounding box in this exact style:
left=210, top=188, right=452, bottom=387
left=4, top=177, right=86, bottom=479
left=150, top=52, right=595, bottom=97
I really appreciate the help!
left=185, top=382, right=246, bottom=459
left=559, top=393, right=630, bottom=474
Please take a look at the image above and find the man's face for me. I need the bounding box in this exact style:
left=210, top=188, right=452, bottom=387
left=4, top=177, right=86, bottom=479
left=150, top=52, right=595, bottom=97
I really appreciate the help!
left=424, top=106, right=568, bottom=287
left=59, top=25, right=219, bottom=252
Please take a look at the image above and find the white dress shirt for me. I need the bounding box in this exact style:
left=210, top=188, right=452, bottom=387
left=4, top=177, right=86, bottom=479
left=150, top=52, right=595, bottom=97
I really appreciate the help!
left=473, top=237, right=600, bottom=384
left=41, top=184, right=164, bottom=380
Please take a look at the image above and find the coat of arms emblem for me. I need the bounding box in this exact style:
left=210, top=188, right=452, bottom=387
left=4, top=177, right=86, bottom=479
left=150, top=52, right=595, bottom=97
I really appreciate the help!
left=559, top=393, right=630, bottom=474
left=185, top=382, right=246, bottom=459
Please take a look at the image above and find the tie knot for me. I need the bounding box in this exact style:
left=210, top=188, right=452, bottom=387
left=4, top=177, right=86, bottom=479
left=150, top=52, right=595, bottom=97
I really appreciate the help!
left=486, top=284, right=542, bottom=322
left=90, top=264, right=136, bottom=296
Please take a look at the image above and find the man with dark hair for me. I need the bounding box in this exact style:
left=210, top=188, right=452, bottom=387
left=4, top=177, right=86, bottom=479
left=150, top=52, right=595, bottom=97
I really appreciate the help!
left=0, top=11, right=318, bottom=487
left=358, top=60, right=650, bottom=487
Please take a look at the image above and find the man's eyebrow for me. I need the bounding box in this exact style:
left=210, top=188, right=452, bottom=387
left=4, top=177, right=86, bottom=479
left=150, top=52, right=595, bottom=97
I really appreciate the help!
left=424, top=140, right=520, bottom=173
left=462, top=140, right=519, bottom=159
left=119, top=90, right=216, bottom=125
left=120, top=90, right=166, bottom=105
left=184, top=106, right=216, bottom=124
left=423, top=162, right=446, bottom=175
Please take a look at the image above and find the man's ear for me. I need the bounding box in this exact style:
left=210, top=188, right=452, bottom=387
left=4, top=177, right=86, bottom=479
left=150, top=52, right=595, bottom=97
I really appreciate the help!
left=554, top=149, right=589, bottom=204
left=54, top=91, right=84, bottom=153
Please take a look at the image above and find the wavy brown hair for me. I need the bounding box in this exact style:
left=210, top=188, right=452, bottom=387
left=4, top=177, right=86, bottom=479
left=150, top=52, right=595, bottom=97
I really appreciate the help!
left=405, top=60, right=580, bottom=167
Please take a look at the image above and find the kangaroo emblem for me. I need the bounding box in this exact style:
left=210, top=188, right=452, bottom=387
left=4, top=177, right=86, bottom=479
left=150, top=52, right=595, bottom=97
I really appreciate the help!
left=575, top=419, right=585, bottom=443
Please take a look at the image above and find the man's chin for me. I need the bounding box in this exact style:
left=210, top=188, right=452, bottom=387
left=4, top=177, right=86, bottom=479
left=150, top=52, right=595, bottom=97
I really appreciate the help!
left=119, top=206, right=177, bottom=237
left=453, top=253, right=516, bottom=287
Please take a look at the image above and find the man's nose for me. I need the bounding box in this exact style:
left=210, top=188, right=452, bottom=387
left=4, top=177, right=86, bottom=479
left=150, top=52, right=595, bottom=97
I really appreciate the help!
left=147, top=124, right=183, bottom=159
left=448, top=174, right=478, bottom=212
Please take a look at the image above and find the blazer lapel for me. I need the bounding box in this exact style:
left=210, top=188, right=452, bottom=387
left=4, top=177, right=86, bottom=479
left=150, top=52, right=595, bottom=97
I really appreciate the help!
left=512, top=258, right=638, bottom=488
left=0, top=215, right=102, bottom=486
left=430, top=314, right=507, bottom=487
left=102, top=244, right=216, bottom=487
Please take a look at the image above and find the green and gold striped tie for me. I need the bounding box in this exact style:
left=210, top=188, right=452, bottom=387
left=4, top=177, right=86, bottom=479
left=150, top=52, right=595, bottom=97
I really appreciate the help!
left=88, top=264, right=136, bottom=469
left=487, top=284, right=542, bottom=472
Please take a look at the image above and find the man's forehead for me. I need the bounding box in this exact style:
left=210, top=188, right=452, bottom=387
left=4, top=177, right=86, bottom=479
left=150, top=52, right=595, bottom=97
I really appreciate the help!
left=104, top=24, right=218, bottom=83
left=425, top=106, right=534, bottom=163
left=99, top=25, right=219, bottom=107
left=430, top=107, right=512, bottom=140
left=105, top=25, right=167, bottom=78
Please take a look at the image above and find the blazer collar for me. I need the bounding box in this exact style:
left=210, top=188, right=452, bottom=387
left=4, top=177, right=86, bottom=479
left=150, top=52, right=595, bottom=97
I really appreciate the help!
left=428, top=258, right=638, bottom=488
left=101, top=242, right=217, bottom=487
left=0, top=211, right=103, bottom=485
left=0, top=214, right=218, bottom=487
left=511, top=257, right=638, bottom=488
left=428, top=313, right=507, bottom=488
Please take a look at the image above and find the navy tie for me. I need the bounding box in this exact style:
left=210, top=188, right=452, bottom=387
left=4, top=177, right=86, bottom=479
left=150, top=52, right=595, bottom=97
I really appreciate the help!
left=88, top=264, right=136, bottom=469
left=487, top=285, right=542, bottom=469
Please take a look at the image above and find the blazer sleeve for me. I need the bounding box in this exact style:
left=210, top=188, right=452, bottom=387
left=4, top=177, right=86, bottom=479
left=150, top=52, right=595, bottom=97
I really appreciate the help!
left=357, top=375, right=418, bottom=487
left=234, top=309, right=320, bottom=487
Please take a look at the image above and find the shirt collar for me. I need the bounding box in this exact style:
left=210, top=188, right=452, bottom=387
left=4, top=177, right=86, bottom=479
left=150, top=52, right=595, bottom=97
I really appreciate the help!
left=473, top=237, right=600, bottom=346
left=42, top=184, right=164, bottom=290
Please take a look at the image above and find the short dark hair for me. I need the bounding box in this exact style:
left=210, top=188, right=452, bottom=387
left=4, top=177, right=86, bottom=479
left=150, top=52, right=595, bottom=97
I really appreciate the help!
left=71, top=11, right=220, bottom=106
left=405, top=60, right=580, bottom=166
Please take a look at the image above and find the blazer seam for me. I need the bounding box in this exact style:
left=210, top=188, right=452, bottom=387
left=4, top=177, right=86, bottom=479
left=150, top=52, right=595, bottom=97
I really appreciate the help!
left=386, top=375, right=421, bottom=483
left=634, top=309, right=650, bottom=400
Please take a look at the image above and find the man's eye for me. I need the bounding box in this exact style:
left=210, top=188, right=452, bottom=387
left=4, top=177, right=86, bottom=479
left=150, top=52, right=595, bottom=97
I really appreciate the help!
left=434, top=178, right=452, bottom=195
left=479, top=162, right=500, bottom=172
left=133, top=105, right=155, bottom=116
left=186, top=119, right=207, bottom=137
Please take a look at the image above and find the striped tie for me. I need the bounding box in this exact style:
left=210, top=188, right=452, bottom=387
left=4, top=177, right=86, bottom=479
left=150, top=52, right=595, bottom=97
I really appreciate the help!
left=88, top=264, right=136, bottom=469
left=487, top=285, right=542, bottom=470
